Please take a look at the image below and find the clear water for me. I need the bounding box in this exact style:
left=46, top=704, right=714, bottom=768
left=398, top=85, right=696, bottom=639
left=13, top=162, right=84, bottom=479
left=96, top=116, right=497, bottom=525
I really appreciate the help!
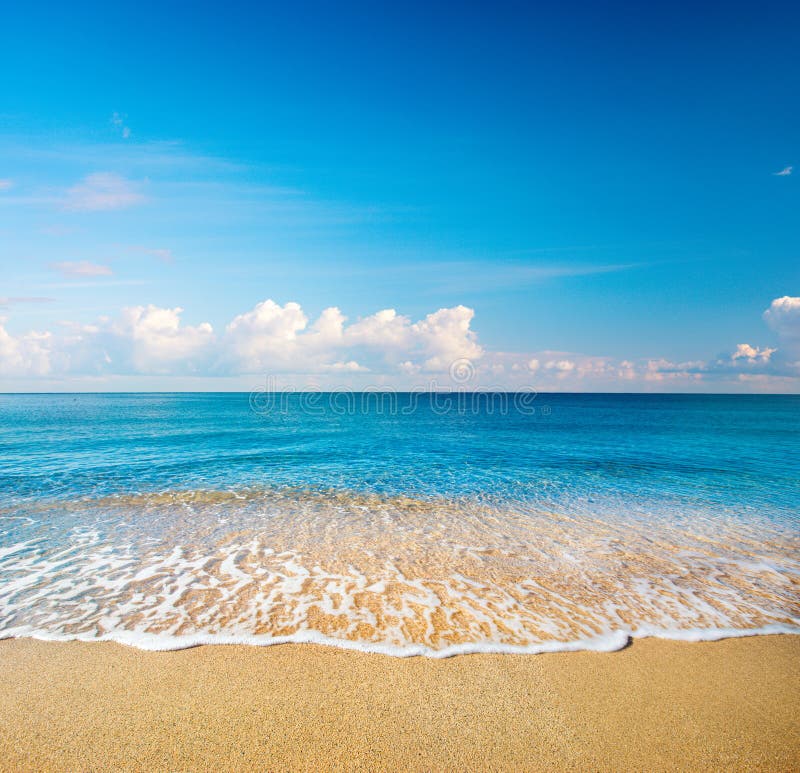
left=1, top=393, right=798, bottom=655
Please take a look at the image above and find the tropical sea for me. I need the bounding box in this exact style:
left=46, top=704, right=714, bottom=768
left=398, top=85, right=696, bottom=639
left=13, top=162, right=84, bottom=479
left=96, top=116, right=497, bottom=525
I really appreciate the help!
left=0, top=392, right=798, bottom=656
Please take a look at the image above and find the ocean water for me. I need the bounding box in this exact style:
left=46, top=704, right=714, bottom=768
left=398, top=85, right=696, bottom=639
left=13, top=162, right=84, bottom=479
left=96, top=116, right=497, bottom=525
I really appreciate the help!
left=0, top=392, right=798, bottom=656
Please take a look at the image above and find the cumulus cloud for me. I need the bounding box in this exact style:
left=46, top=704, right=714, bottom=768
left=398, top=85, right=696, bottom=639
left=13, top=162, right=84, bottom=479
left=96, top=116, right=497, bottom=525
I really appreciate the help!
left=346, top=309, right=410, bottom=350
left=410, top=305, right=483, bottom=370
left=763, top=296, right=800, bottom=352
left=731, top=343, right=776, bottom=363
left=1, top=296, right=799, bottom=391
left=114, top=306, right=214, bottom=372
left=50, top=260, right=113, bottom=278
left=0, top=320, right=52, bottom=376
left=545, top=359, right=576, bottom=373
left=55, top=305, right=215, bottom=376
left=224, top=300, right=309, bottom=370
left=0, top=300, right=486, bottom=380
left=773, top=166, right=793, bottom=176
left=63, top=173, right=145, bottom=211
left=223, top=301, right=483, bottom=374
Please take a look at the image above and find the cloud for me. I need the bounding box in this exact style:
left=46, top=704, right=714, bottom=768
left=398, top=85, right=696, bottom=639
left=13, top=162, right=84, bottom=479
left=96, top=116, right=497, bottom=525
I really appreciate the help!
left=0, top=320, right=52, bottom=376
left=0, top=179, right=13, bottom=191
left=763, top=296, right=800, bottom=350
left=731, top=343, right=776, bottom=363
left=341, top=305, right=483, bottom=372
left=50, top=260, right=113, bottom=278
left=63, top=173, right=145, bottom=211
left=323, top=360, right=368, bottom=373
left=545, top=359, right=576, bottom=373
left=224, top=300, right=309, bottom=370
left=113, top=306, right=214, bottom=372
left=0, top=300, right=485, bottom=380
left=56, top=305, right=215, bottom=376
left=1, top=297, right=799, bottom=391
left=773, top=166, right=793, bottom=176
left=346, top=309, right=410, bottom=350
left=642, top=358, right=704, bottom=382
left=222, top=301, right=482, bottom=374
left=409, top=305, right=483, bottom=370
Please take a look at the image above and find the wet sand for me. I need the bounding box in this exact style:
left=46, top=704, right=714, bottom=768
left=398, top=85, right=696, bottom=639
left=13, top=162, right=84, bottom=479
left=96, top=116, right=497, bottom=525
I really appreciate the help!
left=0, top=635, right=798, bottom=771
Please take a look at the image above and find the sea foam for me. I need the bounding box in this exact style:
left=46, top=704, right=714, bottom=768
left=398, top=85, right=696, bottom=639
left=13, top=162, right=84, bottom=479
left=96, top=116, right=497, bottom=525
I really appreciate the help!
left=1, top=487, right=798, bottom=657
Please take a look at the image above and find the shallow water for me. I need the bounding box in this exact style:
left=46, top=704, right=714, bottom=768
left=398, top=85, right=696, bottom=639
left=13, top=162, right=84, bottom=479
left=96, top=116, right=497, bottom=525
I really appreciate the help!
left=1, top=393, right=798, bottom=655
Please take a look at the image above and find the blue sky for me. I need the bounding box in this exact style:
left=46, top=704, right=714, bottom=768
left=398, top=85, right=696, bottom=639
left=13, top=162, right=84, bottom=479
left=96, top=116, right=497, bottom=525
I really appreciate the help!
left=1, top=1, right=798, bottom=391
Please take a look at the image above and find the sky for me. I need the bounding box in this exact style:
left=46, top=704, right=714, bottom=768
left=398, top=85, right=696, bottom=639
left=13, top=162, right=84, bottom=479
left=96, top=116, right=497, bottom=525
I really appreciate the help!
left=1, top=0, right=798, bottom=392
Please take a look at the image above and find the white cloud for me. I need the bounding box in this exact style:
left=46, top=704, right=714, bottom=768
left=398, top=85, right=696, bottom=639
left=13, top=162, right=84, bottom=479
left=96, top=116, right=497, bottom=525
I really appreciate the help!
left=346, top=309, right=412, bottom=350
left=50, top=260, right=113, bottom=278
left=764, top=296, right=800, bottom=351
left=308, top=306, right=347, bottom=348
left=1, top=297, right=799, bottom=391
left=56, top=305, right=215, bottom=375
left=731, top=343, right=776, bottom=363
left=773, top=166, right=793, bottom=176
left=345, top=305, right=483, bottom=371
left=545, top=359, right=576, bottom=372
left=641, top=358, right=704, bottom=382
left=222, top=301, right=483, bottom=374
left=0, top=179, right=13, bottom=191
left=114, top=306, right=214, bottom=372
left=0, top=319, right=52, bottom=376
left=398, top=360, right=420, bottom=375
left=324, top=360, right=368, bottom=373
left=63, top=173, right=145, bottom=211
left=410, top=305, right=483, bottom=370
left=617, top=360, right=636, bottom=380
left=224, top=300, right=309, bottom=370
left=0, top=300, right=486, bottom=380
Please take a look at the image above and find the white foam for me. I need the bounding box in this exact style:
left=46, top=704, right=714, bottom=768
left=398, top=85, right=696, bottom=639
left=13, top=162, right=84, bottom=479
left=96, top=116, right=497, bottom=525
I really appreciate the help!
left=1, top=624, right=798, bottom=658
left=2, top=489, right=799, bottom=658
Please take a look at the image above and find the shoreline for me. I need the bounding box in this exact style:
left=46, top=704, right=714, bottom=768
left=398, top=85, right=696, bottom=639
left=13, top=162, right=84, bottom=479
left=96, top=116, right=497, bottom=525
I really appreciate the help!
left=1, top=634, right=798, bottom=771
left=2, top=624, right=799, bottom=657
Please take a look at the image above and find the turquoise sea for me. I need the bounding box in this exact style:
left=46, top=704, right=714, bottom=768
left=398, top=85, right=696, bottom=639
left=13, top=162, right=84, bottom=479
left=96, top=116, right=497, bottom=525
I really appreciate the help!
left=1, top=393, right=798, bottom=655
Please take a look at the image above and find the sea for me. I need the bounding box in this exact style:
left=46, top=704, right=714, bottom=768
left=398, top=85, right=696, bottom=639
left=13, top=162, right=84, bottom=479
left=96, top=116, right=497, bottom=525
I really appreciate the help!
left=0, top=392, right=798, bottom=656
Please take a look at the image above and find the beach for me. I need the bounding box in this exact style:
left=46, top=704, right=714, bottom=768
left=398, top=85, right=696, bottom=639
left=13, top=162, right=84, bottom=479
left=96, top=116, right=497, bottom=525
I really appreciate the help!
left=2, top=395, right=799, bottom=770
left=1, top=634, right=797, bottom=771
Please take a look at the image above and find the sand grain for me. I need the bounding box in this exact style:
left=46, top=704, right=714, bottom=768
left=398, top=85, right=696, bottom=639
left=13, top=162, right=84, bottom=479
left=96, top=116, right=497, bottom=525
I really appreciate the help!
left=0, top=635, right=798, bottom=771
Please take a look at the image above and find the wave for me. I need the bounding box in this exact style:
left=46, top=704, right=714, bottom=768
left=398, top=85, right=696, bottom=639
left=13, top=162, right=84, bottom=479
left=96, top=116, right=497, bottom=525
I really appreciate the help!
left=1, top=486, right=798, bottom=657
left=2, top=625, right=798, bottom=658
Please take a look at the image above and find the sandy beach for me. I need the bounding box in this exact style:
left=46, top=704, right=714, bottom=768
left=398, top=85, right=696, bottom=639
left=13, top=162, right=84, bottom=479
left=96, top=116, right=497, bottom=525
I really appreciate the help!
left=0, top=635, right=797, bottom=771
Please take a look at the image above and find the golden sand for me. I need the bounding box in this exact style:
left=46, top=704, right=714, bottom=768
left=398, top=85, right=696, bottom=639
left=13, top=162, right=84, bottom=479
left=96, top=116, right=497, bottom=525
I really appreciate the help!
left=0, top=635, right=798, bottom=771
